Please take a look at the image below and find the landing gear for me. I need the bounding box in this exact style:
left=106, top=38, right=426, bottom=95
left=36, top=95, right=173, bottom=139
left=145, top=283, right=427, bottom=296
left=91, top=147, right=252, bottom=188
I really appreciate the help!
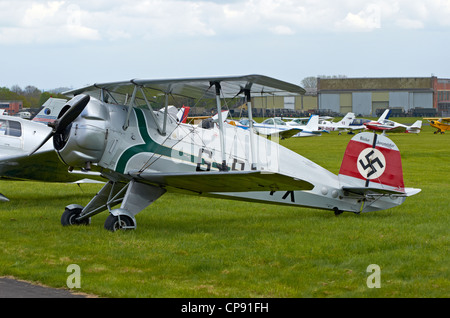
left=104, top=211, right=136, bottom=232
left=61, top=206, right=91, bottom=226
left=333, top=207, right=344, bottom=216
left=60, top=180, right=165, bottom=232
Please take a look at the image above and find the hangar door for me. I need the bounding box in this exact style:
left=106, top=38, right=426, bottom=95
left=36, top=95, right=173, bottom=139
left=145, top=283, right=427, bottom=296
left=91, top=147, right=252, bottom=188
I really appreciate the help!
left=319, top=94, right=340, bottom=113
left=411, top=92, right=432, bottom=109
left=352, top=92, right=372, bottom=115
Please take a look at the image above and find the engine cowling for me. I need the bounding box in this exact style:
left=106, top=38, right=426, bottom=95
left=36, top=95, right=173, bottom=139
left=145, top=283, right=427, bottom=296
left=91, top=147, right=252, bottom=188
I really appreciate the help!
left=54, top=97, right=109, bottom=169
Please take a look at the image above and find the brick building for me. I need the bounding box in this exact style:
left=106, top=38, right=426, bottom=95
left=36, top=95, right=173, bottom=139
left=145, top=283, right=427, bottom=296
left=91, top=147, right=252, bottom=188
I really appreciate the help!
left=0, top=100, right=23, bottom=115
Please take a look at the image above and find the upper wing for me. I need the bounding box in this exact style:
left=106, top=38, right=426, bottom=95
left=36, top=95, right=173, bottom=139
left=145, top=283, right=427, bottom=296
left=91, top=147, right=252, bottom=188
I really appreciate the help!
left=63, top=75, right=305, bottom=105
left=424, top=117, right=450, bottom=122
left=129, top=170, right=314, bottom=193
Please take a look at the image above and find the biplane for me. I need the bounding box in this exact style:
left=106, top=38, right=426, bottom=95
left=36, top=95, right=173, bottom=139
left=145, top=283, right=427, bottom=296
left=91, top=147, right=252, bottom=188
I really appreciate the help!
left=30, top=75, right=420, bottom=231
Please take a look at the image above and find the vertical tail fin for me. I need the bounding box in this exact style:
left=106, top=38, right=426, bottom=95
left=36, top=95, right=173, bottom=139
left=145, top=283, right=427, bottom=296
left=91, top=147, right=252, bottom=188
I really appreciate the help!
left=32, top=98, right=68, bottom=124
left=338, top=132, right=405, bottom=193
left=407, top=120, right=422, bottom=133
left=305, top=115, right=319, bottom=130
left=338, top=112, right=355, bottom=126
left=378, top=109, right=391, bottom=122
left=176, top=106, right=190, bottom=123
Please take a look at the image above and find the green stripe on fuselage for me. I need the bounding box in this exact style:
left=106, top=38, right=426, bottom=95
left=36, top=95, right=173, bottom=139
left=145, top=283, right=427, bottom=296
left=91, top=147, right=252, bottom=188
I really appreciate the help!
left=116, top=108, right=211, bottom=174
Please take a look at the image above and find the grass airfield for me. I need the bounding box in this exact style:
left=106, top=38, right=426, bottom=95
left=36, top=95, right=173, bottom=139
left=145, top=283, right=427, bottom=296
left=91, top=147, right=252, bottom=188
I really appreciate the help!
left=0, top=118, right=448, bottom=298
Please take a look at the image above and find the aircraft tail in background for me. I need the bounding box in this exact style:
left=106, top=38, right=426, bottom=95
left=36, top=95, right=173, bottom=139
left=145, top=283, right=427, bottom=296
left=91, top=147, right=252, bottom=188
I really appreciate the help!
left=407, top=120, right=422, bottom=133
left=31, top=98, right=68, bottom=124
left=177, top=106, right=190, bottom=123
left=377, top=109, right=391, bottom=122
left=337, top=112, right=356, bottom=127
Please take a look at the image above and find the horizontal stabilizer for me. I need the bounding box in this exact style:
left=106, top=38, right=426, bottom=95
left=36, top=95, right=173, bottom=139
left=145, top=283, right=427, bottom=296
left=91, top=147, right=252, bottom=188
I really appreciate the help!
left=129, top=170, right=314, bottom=193
left=342, top=186, right=421, bottom=197
left=404, top=188, right=422, bottom=197
left=342, top=186, right=406, bottom=196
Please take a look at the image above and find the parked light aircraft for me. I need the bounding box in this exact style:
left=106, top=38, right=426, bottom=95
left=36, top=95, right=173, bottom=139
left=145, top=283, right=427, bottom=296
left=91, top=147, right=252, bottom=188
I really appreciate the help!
left=235, top=117, right=302, bottom=139
left=0, top=98, right=102, bottom=201
left=285, top=115, right=328, bottom=137
left=423, top=117, right=450, bottom=134
left=30, top=75, right=420, bottom=231
left=364, top=109, right=422, bottom=134
left=318, top=112, right=365, bottom=134
left=234, top=115, right=324, bottom=138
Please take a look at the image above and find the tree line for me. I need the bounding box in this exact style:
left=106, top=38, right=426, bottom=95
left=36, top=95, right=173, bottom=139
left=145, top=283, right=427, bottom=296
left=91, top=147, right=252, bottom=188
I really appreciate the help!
left=0, top=85, right=69, bottom=109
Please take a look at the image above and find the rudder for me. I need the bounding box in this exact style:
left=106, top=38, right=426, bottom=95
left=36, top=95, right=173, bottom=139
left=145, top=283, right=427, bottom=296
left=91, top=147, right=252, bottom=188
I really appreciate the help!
left=339, top=132, right=405, bottom=193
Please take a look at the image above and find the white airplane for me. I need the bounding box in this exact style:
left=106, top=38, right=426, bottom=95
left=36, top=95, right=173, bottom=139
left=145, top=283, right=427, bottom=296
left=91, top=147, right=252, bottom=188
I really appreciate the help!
left=285, top=115, right=329, bottom=137
left=233, top=117, right=302, bottom=139
left=30, top=75, right=420, bottom=231
left=234, top=115, right=323, bottom=138
left=0, top=98, right=102, bottom=201
left=364, top=109, right=422, bottom=134
left=319, top=112, right=366, bottom=134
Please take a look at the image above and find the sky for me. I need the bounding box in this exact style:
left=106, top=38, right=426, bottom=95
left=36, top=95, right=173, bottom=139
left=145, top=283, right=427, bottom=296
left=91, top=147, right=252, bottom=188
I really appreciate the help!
left=1, top=0, right=449, bottom=91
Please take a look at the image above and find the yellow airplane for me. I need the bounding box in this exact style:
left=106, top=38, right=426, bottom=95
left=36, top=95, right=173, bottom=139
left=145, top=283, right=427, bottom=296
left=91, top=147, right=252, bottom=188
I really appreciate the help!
left=423, top=117, right=450, bottom=134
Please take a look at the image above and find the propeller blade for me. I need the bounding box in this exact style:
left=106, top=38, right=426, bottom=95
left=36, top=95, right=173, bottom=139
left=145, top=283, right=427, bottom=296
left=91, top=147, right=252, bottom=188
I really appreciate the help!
left=28, top=94, right=90, bottom=156
left=55, top=94, right=90, bottom=133
left=28, top=131, right=54, bottom=156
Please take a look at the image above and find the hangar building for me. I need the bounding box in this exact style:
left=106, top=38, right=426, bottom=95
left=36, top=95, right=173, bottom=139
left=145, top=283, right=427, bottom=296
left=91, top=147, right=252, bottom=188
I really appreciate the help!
left=232, top=76, right=449, bottom=117
left=317, top=76, right=449, bottom=116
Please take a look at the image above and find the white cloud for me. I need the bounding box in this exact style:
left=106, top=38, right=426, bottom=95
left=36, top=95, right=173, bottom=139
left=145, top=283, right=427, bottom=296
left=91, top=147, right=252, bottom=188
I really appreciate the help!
left=337, top=4, right=381, bottom=31
left=396, top=18, right=424, bottom=29
left=22, top=1, right=64, bottom=27
left=1, top=0, right=449, bottom=45
left=270, top=25, right=295, bottom=35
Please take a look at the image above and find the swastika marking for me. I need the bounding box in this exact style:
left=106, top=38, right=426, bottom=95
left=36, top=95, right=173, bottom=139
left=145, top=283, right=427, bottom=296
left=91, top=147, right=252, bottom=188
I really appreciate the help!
left=357, top=148, right=386, bottom=180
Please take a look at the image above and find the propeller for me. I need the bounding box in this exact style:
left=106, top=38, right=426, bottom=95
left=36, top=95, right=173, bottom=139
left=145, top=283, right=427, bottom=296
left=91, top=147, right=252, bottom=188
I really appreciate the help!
left=29, top=94, right=91, bottom=156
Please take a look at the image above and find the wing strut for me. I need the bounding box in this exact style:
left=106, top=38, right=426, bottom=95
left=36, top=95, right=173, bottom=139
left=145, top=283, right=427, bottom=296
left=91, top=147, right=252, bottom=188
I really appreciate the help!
left=162, top=93, right=169, bottom=136
left=211, top=81, right=228, bottom=171
left=243, top=88, right=257, bottom=170
left=139, top=86, right=164, bottom=134
left=123, top=85, right=138, bottom=130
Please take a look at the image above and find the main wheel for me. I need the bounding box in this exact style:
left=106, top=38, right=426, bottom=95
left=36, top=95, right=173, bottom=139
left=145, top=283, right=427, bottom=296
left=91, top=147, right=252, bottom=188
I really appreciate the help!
left=61, top=207, right=90, bottom=226
left=104, top=214, right=134, bottom=232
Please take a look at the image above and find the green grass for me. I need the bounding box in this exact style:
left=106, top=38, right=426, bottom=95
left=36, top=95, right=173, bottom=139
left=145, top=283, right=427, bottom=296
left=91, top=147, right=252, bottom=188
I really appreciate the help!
left=0, top=120, right=448, bottom=298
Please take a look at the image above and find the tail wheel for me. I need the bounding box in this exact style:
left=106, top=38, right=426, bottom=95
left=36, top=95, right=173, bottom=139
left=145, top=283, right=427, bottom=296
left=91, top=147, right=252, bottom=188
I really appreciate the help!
left=104, top=214, right=135, bottom=232
left=61, top=207, right=90, bottom=226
